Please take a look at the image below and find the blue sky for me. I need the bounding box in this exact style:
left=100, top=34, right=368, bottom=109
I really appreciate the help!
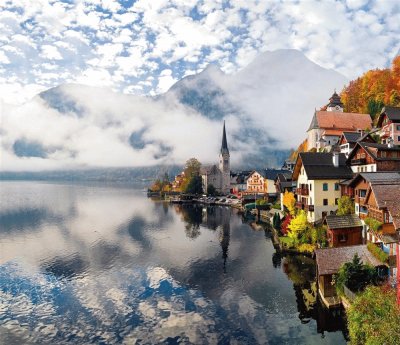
left=0, top=0, right=399, bottom=104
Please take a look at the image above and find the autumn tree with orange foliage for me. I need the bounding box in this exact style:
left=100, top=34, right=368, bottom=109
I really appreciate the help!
left=341, top=55, right=400, bottom=122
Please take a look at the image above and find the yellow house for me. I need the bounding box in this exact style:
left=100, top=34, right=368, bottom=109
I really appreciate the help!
left=292, top=152, right=354, bottom=223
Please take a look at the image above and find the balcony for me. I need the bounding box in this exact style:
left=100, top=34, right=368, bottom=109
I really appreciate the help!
left=295, top=202, right=314, bottom=212
left=351, top=158, right=366, bottom=165
left=296, top=187, right=309, bottom=196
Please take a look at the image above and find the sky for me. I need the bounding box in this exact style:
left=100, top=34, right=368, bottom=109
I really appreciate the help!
left=0, top=0, right=400, bottom=171
left=0, top=0, right=399, bottom=104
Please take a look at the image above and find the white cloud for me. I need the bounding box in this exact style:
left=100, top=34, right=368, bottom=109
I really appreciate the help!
left=41, top=45, right=63, bottom=60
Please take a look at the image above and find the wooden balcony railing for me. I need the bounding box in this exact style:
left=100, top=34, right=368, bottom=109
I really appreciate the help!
left=351, top=158, right=367, bottom=165
left=296, top=188, right=309, bottom=196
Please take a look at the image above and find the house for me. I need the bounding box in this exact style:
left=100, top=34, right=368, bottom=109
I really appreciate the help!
left=292, top=152, right=354, bottom=223
left=315, top=245, right=384, bottom=308
left=230, top=171, right=251, bottom=195
left=363, top=182, right=400, bottom=270
left=324, top=214, right=363, bottom=248
left=246, top=169, right=291, bottom=199
left=200, top=122, right=230, bottom=195
left=346, top=141, right=400, bottom=173
left=347, top=172, right=400, bottom=221
left=275, top=172, right=296, bottom=211
left=307, top=91, right=372, bottom=150
left=377, top=106, right=400, bottom=145
left=338, top=131, right=375, bottom=157
left=172, top=172, right=185, bottom=191
left=347, top=173, right=400, bottom=277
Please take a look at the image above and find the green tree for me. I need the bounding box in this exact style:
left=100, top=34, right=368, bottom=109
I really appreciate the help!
left=347, top=286, right=400, bottom=345
left=181, top=158, right=202, bottom=191
left=337, top=195, right=355, bottom=215
left=207, top=184, right=216, bottom=196
left=185, top=175, right=203, bottom=195
left=334, top=254, right=379, bottom=294
left=272, top=213, right=281, bottom=230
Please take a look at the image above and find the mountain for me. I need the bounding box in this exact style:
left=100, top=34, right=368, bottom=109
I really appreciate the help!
left=1, top=49, right=348, bottom=178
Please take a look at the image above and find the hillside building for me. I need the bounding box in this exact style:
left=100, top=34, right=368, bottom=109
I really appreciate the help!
left=307, top=91, right=372, bottom=150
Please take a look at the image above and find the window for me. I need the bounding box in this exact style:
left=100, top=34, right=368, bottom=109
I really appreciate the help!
left=359, top=189, right=367, bottom=198
left=323, top=199, right=328, bottom=206
left=397, top=125, right=400, bottom=131
left=339, top=234, right=348, bottom=242
left=334, top=183, right=339, bottom=191
left=323, top=183, right=328, bottom=191
left=335, top=198, right=339, bottom=205
left=309, top=184, right=312, bottom=191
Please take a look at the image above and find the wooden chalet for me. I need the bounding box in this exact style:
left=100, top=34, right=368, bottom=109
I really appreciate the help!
left=338, top=131, right=375, bottom=157
left=324, top=214, right=363, bottom=248
left=346, top=141, right=400, bottom=173
left=315, top=245, right=384, bottom=308
left=377, top=106, right=400, bottom=145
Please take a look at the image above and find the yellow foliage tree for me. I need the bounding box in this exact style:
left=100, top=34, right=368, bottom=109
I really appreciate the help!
left=287, top=210, right=308, bottom=243
left=283, top=191, right=296, bottom=215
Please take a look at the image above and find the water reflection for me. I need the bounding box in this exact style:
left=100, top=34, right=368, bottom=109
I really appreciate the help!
left=0, top=182, right=347, bottom=344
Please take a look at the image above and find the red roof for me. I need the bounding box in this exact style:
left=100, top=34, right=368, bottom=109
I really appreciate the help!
left=316, top=111, right=372, bottom=131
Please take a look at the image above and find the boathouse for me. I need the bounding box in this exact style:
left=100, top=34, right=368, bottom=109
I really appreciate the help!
left=315, top=245, right=384, bottom=308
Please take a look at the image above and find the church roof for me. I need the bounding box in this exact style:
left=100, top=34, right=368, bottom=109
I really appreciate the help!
left=221, top=121, right=229, bottom=155
left=307, top=110, right=319, bottom=131
left=307, top=111, right=372, bottom=133
left=327, top=91, right=344, bottom=108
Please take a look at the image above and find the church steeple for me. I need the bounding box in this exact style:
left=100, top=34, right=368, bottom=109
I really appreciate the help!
left=221, top=121, right=229, bottom=155
left=327, top=90, right=344, bottom=112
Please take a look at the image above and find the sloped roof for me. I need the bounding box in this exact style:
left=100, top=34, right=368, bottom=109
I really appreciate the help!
left=322, top=129, right=346, bottom=136
left=315, top=245, right=384, bottom=276
left=347, top=142, right=400, bottom=162
left=325, top=214, right=363, bottom=229
left=298, top=152, right=353, bottom=180
left=349, top=172, right=400, bottom=187
left=370, top=183, right=400, bottom=230
left=307, top=110, right=319, bottom=131
left=262, top=169, right=292, bottom=180
left=311, top=111, right=372, bottom=132
left=341, top=131, right=363, bottom=143
left=200, top=165, right=220, bottom=175
left=377, top=106, right=400, bottom=127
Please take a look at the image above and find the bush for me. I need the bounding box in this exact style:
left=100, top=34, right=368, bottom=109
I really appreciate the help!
left=297, top=243, right=315, bottom=254
left=279, top=236, right=295, bottom=249
left=271, top=201, right=281, bottom=210
left=256, top=199, right=268, bottom=205
left=280, top=215, right=292, bottom=235
left=364, top=217, right=383, bottom=231
left=347, top=286, right=400, bottom=345
left=367, top=242, right=388, bottom=263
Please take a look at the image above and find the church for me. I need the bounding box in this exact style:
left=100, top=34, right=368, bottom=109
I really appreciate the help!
left=200, top=122, right=231, bottom=195
left=307, top=91, right=372, bottom=150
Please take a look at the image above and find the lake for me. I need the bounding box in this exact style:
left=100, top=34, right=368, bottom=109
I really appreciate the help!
left=0, top=181, right=347, bottom=344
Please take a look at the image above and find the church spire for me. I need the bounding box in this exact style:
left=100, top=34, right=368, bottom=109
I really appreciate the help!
left=221, top=121, right=229, bottom=155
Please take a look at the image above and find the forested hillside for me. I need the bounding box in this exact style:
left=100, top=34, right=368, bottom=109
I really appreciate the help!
left=341, top=55, right=400, bottom=121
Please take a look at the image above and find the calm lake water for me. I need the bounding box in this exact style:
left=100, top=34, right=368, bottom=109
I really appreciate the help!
left=0, top=181, right=347, bottom=344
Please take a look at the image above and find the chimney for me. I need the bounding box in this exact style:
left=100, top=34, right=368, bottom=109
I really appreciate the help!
left=388, top=137, right=394, bottom=149
left=332, top=152, right=339, bottom=168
